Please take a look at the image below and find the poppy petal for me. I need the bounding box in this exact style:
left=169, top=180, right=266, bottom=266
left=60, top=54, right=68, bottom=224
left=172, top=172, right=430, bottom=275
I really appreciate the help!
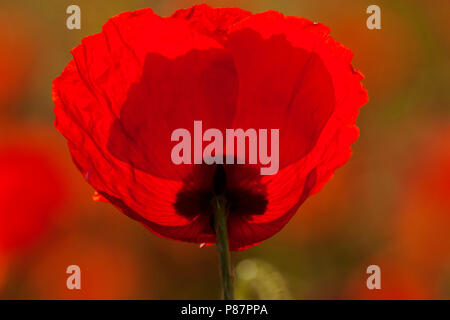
left=54, top=9, right=236, bottom=226
left=220, top=12, right=367, bottom=249
left=171, top=4, right=251, bottom=44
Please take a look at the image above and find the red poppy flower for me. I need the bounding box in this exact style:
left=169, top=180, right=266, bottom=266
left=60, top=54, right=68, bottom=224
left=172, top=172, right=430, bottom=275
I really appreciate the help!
left=53, top=5, right=367, bottom=250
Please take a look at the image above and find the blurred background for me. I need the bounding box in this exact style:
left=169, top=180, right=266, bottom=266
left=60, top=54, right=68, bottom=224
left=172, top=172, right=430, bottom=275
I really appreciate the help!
left=0, top=0, right=449, bottom=299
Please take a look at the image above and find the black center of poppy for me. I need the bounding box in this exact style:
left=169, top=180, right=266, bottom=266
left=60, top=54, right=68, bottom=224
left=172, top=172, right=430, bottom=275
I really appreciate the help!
left=213, top=164, right=227, bottom=196
left=174, top=164, right=268, bottom=233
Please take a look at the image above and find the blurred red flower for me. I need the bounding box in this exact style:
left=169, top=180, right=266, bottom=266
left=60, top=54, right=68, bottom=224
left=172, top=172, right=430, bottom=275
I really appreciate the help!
left=26, top=233, right=144, bottom=300
left=395, top=125, right=450, bottom=276
left=53, top=5, right=367, bottom=250
left=0, top=144, right=66, bottom=255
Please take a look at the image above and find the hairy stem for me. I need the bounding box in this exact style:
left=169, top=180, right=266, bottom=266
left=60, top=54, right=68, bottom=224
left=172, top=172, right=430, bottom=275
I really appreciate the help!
left=212, top=195, right=234, bottom=300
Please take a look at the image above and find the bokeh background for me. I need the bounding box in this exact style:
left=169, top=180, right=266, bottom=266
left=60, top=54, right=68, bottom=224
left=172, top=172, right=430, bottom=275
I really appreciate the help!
left=0, top=0, right=449, bottom=299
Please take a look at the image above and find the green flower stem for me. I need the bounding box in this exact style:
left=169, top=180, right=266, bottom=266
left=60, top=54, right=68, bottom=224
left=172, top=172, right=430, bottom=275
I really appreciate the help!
left=212, top=195, right=234, bottom=300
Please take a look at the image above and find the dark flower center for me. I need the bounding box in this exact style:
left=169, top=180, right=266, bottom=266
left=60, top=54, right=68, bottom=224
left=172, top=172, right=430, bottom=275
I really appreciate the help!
left=174, top=164, right=268, bottom=233
left=213, top=164, right=227, bottom=196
